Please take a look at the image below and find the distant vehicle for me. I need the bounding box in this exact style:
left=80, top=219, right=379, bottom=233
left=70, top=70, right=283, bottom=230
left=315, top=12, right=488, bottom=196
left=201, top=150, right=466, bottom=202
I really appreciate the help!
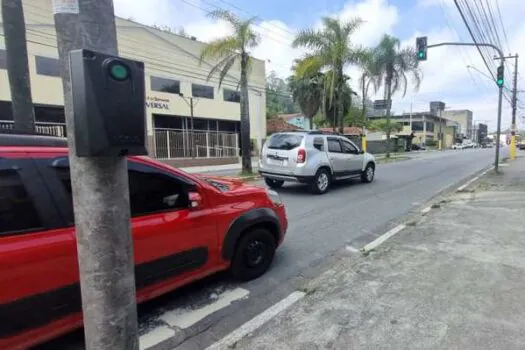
left=259, top=131, right=376, bottom=194
left=410, top=144, right=426, bottom=151
left=0, top=132, right=288, bottom=349
left=519, top=140, right=525, bottom=150
left=451, top=143, right=464, bottom=150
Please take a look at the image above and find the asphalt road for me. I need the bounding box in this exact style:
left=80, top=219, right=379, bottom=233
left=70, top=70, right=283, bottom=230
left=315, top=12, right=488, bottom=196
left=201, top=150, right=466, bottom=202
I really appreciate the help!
left=36, top=147, right=508, bottom=350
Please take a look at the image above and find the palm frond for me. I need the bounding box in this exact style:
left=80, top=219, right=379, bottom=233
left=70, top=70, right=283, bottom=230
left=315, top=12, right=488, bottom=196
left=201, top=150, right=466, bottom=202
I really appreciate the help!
left=200, top=36, right=239, bottom=63
left=207, top=9, right=240, bottom=27
left=216, top=56, right=237, bottom=88
left=292, top=28, right=327, bottom=50
left=206, top=53, right=237, bottom=82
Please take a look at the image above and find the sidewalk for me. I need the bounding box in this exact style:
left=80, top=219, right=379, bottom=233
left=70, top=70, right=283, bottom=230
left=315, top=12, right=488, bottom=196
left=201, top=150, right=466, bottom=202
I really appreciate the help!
left=227, top=157, right=525, bottom=349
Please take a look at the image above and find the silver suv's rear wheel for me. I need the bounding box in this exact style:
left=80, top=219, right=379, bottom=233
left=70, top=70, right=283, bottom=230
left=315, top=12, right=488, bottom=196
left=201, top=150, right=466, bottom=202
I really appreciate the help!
left=311, top=168, right=331, bottom=194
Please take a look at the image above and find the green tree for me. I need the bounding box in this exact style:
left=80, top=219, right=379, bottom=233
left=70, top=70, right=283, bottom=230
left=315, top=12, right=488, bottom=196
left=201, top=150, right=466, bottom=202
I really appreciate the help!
left=287, top=69, right=323, bottom=129
left=266, top=71, right=297, bottom=117
left=369, top=118, right=403, bottom=133
left=373, top=34, right=422, bottom=157
left=292, top=17, right=365, bottom=134
left=200, top=10, right=259, bottom=173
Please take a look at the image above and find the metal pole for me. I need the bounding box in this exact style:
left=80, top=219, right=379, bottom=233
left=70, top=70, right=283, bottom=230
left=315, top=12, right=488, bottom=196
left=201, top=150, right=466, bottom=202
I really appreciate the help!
left=495, top=84, right=504, bottom=172
left=190, top=97, right=195, bottom=158
left=409, top=102, right=413, bottom=131
left=53, top=1, right=139, bottom=349
left=439, top=109, right=443, bottom=150
left=510, top=54, right=519, bottom=160
left=2, top=0, right=35, bottom=132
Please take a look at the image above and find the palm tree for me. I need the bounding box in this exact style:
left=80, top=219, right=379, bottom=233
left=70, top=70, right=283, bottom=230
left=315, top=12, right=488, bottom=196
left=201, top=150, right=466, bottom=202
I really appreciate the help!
left=287, top=61, right=324, bottom=129
left=292, top=17, right=365, bottom=134
left=199, top=10, right=260, bottom=173
left=359, top=50, right=380, bottom=120
left=373, top=34, right=422, bottom=157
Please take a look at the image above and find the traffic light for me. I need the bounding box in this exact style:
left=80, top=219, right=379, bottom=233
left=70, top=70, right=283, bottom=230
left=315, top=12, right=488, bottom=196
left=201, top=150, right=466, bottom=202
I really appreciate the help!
left=416, top=36, right=427, bottom=61
left=496, top=65, right=504, bottom=87
left=69, top=49, right=147, bottom=157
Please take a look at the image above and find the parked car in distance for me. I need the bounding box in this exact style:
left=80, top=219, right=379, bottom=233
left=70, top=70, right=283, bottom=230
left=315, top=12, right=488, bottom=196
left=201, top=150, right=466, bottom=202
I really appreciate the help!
left=410, top=143, right=426, bottom=151
left=451, top=143, right=464, bottom=150
left=0, top=132, right=288, bottom=349
left=259, top=131, right=376, bottom=194
left=519, top=140, right=525, bottom=150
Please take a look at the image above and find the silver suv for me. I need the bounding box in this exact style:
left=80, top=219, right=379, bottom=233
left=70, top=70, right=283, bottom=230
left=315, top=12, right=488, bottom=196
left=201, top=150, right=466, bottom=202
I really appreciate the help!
left=259, top=131, right=376, bottom=194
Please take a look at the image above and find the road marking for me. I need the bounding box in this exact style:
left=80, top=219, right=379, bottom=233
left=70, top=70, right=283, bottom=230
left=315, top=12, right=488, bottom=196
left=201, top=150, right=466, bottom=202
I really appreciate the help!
left=362, top=224, right=406, bottom=253
left=456, top=167, right=493, bottom=192
left=421, top=207, right=432, bottom=214
left=160, top=288, right=249, bottom=329
left=205, top=291, right=306, bottom=350
left=139, top=326, right=175, bottom=350
left=345, top=245, right=360, bottom=253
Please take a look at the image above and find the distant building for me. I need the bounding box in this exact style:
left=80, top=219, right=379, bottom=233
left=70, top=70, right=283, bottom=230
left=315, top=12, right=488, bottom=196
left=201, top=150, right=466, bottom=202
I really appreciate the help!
left=443, top=110, right=473, bottom=139
left=369, top=111, right=456, bottom=147
left=277, top=113, right=312, bottom=129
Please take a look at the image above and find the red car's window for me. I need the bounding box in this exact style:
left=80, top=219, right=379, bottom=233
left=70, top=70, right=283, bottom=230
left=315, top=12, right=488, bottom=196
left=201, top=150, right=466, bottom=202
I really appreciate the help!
left=0, top=169, right=42, bottom=235
left=51, top=161, right=191, bottom=221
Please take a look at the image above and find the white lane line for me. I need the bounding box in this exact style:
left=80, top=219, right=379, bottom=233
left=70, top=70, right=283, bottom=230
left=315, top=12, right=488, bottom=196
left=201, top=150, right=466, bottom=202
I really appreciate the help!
left=139, top=326, right=175, bottom=350
left=421, top=207, right=432, bottom=214
left=345, top=245, right=360, bottom=253
left=160, top=288, right=249, bottom=329
left=362, top=224, right=406, bottom=253
left=457, top=167, right=494, bottom=192
left=205, top=291, right=306, bottom=350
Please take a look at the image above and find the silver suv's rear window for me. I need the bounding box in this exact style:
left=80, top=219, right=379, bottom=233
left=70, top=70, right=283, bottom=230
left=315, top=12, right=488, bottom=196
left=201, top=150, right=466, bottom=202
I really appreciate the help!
left=267, top=134, right=303, bottom=150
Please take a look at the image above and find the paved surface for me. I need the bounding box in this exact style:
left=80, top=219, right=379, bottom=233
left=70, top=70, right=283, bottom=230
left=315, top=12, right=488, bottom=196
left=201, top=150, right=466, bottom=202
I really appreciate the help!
left=235, top=154, right=525, bottom=350
left=36, top=148, right=509, bottom=350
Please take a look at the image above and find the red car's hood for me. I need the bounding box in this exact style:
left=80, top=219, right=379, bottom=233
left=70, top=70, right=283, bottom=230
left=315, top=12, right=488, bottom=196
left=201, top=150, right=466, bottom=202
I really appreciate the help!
left=196, top=174, right=249, bottom=191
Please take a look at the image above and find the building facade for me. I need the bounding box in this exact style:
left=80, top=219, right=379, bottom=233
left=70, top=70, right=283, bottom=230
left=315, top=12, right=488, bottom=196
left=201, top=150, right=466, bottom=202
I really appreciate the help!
left=0, top=0, right=267, bottom=166
left=443, top=109, right=473, bottom=139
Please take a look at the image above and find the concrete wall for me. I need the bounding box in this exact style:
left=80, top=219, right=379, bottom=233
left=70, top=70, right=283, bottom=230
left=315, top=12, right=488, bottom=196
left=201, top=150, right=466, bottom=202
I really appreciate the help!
left=443, top=110, right=473, bottom=138
left=0, top=0, right=267, bottom=148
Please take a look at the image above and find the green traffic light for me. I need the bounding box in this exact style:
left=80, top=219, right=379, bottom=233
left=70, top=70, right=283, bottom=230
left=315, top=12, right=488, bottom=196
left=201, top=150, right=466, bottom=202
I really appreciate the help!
left=497, top=79, right=504, bottom=87
left=418, top=52, right=424, bottom=58
left=110, top=64, right=129, bottom=80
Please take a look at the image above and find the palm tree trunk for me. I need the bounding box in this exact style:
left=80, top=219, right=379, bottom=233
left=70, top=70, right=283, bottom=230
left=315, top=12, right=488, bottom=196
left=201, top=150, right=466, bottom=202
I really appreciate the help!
left=239, top=53, right=252, bottom=173
left=385, top=72, right=393, bottom=158
left=2, top=0, right=35, bottom=132
left=337, top=75, right=344, bottom=134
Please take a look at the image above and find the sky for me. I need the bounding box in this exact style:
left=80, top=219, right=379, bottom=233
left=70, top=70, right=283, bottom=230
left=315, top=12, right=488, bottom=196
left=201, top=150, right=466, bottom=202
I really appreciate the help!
left=113, top=0, right=525, bottom=132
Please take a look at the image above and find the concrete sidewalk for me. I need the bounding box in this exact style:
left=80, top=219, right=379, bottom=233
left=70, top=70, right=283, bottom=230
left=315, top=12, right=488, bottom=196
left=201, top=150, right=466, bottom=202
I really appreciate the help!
left=226, top=157, right=525, bottom=349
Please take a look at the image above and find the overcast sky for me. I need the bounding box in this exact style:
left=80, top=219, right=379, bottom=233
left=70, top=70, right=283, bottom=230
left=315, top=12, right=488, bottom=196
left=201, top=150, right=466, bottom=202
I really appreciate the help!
left=114, top=0, right=525, bottom=131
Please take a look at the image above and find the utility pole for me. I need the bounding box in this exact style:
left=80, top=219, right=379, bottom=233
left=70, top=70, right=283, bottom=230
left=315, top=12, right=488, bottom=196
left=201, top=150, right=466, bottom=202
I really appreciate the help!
left=2, top=0, right=35, bottom=132
left=53, top=1, right=139, bottom=349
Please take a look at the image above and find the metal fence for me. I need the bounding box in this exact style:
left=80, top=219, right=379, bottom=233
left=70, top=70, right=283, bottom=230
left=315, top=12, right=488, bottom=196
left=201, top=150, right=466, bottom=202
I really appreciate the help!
left=0, top=120, right=66, bottom=137
left=153, top=128, right=238, bottom=159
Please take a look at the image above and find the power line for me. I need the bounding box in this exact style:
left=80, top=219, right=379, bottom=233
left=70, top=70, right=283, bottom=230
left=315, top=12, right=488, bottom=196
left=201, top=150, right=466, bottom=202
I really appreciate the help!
left=494, top=0, right=511, bottom=53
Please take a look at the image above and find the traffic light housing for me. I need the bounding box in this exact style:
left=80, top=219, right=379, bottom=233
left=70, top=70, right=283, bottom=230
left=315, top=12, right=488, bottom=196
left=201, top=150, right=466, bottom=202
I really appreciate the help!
left=496, top=65, right=504, bottom=87
left=416, top=36, right=427, bottom=61
left=69, top=49, right=147, bottom=157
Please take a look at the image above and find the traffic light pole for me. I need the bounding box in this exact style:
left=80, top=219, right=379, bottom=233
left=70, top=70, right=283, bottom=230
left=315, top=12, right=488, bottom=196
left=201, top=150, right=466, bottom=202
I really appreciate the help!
left=427, top=42, right=505, bottom=172
left=496, top=54, right=519, bottom=160
left=53, top=1, right=139, bottom=349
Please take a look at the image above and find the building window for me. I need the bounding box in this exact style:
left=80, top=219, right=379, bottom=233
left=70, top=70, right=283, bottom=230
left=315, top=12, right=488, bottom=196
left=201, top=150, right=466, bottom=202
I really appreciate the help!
left=223, top=89, right=240, bottom=103
left=35, top=56, right=60, bottom=77
left=426, top=122, right=434, bottom=132
left=151, top=76, right=180, bottom=94
left=0, top=49, right=6, bottom=69
left=192, top=84, right=214, bottom=99
left=412, top=121, right=424, bottom=131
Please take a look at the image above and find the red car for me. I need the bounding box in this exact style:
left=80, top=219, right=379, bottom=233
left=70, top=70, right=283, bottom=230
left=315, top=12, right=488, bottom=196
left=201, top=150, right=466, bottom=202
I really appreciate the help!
left=0, top=132, right=287, bottom=349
